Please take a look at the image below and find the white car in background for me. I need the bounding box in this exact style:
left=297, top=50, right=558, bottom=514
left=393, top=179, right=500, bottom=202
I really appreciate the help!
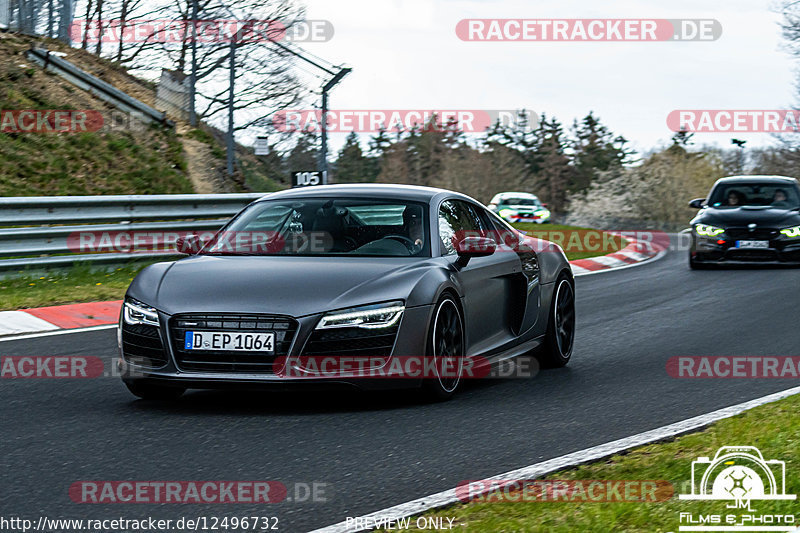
left=488, top=192, right=551, bottom=224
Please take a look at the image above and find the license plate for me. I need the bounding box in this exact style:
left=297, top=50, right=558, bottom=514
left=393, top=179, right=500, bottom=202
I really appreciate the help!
left=736, top=240, right=769, bottom=249
left=184, top=331, right=274, bottom=352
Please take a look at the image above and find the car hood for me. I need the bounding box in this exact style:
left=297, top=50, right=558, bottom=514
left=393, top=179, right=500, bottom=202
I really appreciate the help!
left=128, top=255, right=439, bottom=317
left=693, top=206, right=800, bottom=227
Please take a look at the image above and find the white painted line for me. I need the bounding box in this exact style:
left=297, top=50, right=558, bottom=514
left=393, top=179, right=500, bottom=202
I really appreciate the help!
left=0, top=311, right=60, bottom=336
left=310, top=385, right=800, bottom=533
left=0, top=324, right=117, bottom=342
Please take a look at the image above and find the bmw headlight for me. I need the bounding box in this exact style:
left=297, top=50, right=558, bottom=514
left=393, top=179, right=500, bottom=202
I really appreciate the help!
left=695, top=224, right=725, bottom=237
left=780, top=226, right=800, bottom=238
left=123, top=298, right=160, bottom=327
left=317, top=301, right=404, bottom=330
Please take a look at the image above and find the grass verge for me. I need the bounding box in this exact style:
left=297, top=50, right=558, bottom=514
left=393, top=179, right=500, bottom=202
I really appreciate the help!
left=0, top=262, right=155, bottom=310
left=379, top=392, right=800, bottom=532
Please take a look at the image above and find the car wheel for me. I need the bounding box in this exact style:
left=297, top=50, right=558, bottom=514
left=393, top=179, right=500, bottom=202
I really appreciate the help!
left=538, top=275, right=575, bottom=368
left=421, top=295, right=465, bottom=401
left=124, top=380, right=185, bottom=401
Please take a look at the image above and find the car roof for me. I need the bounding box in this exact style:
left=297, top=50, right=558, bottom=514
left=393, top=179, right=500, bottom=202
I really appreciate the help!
left=714, top=175, right=799, bottom=185
left=493, top=192, right=540, bottom=198
left=254, top=183, right=480, bottom=204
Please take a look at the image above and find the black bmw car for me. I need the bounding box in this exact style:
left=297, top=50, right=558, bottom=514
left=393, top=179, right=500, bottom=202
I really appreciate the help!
left=688, top=175, right=800, bottom=268
left=119, top=184, right=575, bottom=401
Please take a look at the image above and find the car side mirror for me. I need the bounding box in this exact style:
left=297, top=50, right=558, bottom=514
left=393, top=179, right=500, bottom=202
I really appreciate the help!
left=455, top=236, right=496, bottom=267
left=689, top=198, right=705, bottom=209
left=541, top=203, right=548, bottom=208
left=175, top=234, right=202, bottom=255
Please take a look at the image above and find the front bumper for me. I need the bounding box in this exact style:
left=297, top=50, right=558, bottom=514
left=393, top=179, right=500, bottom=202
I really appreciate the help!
left=691, top=233, right=800, bottom=265
left=119, top=304, right=434, bottom=392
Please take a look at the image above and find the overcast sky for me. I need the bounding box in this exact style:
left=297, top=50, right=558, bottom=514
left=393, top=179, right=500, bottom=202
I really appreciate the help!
left=297, top=0, right=796, bottom=155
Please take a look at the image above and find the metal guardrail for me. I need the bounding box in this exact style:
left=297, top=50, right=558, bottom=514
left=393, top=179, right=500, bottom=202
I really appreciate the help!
left=25, top=47, right=173, bottom=127
left=0, top=193, right=265, bottom=273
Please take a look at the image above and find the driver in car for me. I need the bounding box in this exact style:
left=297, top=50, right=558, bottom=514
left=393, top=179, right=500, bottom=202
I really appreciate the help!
left=726, top=190, right=745, bottom=206
left=773, top=189, right=789, bottom=206
left=403, top=207, right=424, bottom=253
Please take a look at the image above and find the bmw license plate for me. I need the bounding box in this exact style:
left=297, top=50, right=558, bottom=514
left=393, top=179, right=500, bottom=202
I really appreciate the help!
left=184, top=331, right=274, bottom=352
left=736, top=240, right=769, bottom=249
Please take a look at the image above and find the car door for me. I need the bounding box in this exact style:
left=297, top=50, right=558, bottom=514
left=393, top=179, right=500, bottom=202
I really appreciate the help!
left=437, top=199, right=522, bottom=355
left=480, top=207, right=541, bottom=335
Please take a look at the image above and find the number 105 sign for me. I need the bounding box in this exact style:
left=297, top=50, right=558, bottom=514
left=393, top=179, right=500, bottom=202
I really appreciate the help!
left=292, top=170, right=327, bottom=187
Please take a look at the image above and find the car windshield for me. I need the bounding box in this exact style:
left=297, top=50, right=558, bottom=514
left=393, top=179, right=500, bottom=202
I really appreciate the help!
left=500, top=197, right=541, bottom=207
left=202, top=198, right=430, bottom=257
left=708, top=183, right=800, bottom=209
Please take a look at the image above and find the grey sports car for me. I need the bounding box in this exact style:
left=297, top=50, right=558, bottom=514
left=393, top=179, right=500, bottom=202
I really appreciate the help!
left=119, top=184, right=575, bottom=401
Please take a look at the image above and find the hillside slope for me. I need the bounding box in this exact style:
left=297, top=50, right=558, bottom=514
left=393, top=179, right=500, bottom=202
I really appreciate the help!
left=0, top=32, right=272, bottom=196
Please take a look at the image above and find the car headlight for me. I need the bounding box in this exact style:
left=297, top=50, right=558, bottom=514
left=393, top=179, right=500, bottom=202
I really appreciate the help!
left=123, top=298, right=160, bottom=327
left=316, top=301, right=404, bottom=330
left=498, top=208, right=517, bottom=219
left=695, top=224, right=725, bottom=237
left=780, top=226, right=800, bottom=238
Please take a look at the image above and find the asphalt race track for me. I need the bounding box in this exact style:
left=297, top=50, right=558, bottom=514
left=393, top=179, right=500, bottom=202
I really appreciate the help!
left=2, top=236, right=799, bottom=532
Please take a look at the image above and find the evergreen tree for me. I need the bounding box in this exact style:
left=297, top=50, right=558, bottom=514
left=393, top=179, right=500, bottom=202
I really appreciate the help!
left=335, top=132, right=371, bottom=183
left=285, top=128, right=319, bottom=172
left=535, top=116, right=576, bottom=213
left=570, top=111, right=635, bottom=194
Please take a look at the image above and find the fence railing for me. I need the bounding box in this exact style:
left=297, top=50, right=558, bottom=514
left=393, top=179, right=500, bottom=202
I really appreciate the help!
left=0, top=193, right=265, bottom=273
left=25, top=47, right=173, bottom=127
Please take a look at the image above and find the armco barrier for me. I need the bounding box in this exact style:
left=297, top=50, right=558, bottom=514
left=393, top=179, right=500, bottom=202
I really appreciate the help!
left=25, top=47, right=172, bottom=127
left=0, top=193, right=264, bottom=273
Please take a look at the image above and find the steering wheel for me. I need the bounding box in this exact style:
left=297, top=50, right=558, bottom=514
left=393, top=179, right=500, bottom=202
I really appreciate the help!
left=384, top=234, right=418, bottom=253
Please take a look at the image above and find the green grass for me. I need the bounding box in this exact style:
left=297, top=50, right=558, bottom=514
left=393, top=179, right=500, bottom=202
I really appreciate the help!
left=511, top=223, right=627, bottom=261
left=380, top=393, right=800, bottom=532
left=0, top=262, right=155, bottom=310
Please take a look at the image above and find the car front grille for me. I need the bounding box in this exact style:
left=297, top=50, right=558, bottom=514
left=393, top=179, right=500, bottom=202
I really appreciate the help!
left=725, top=227, right=779, bottom=240
left=170, top=314, right=298, bottom=373
left=121, top=323, right=169, bottom=368
left=726, top=249, right=779, bottom=261
left=301, top=325, right=400, bottom=359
